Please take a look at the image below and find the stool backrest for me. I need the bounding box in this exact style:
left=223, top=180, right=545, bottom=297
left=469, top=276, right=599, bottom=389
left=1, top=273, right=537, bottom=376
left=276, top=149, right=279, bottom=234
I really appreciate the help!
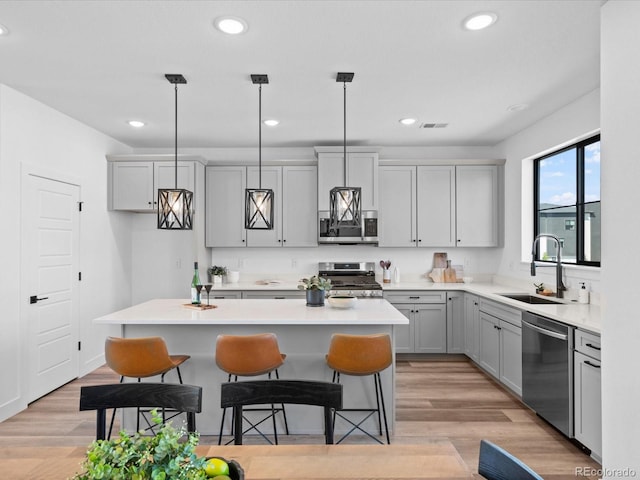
left=215, top=333, right=284, bottom=376
left=80, top=383, right=202, bottom=440
left=478, top=439, right=543, bottom=480
left=220, top=379, right=342, bottom=445
left=326, top=333, right=392, bottom=375
left=105, top=336, right=176, bottom=378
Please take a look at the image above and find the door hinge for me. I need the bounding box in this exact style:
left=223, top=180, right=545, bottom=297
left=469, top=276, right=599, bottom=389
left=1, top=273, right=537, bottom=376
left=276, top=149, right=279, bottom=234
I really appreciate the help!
left=78, top=201, right=83, bottom=212
left=78, top=272, right=82, bottom=281
left=78, top=341, right=81, bottom=351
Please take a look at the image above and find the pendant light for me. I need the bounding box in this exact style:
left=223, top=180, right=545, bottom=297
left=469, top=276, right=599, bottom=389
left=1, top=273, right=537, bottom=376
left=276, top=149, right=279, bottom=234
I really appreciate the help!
left=329, top=72, right=361, bottom=228
left=157, top=74, right=193, bottom=230
left=245, top=74, right=274, bottom=230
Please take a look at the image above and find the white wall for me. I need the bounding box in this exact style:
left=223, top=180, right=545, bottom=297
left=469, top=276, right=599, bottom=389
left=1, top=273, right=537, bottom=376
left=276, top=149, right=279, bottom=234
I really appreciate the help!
left=0, top=84, right=132, bottom=421
left=494, top=89, right=601, bottom=296
left=601, top=1, right=640, bottom=475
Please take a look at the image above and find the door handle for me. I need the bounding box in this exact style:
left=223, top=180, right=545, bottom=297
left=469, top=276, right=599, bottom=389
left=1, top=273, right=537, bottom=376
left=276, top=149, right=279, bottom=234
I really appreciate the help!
left=30, top=295, right=49, bottom=304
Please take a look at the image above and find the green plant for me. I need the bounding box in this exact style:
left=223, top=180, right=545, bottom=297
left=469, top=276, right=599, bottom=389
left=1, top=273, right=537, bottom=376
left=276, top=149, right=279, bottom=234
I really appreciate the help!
left=208, top=265, right=228, bottom=276
left=298, top=275, right=331, bottom=291
left=73, top=410, right=208, bottom=480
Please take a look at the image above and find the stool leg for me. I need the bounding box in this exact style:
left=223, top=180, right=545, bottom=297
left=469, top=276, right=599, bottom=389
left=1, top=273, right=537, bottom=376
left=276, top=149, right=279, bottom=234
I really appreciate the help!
left=218, top=374, right=233, bottom=445
left=375, top=372, right=391, bottom=444
left=273, top=369, right=289, bottom=435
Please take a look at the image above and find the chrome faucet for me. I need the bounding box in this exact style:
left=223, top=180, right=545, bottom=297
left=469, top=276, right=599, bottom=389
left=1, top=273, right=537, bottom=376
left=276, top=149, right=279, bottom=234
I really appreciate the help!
left=531, top=234, right=566, bottom=298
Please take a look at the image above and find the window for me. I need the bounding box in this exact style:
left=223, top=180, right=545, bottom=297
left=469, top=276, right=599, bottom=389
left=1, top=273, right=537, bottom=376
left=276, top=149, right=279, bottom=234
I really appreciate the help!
left=534, top=135, right=600, bottom=267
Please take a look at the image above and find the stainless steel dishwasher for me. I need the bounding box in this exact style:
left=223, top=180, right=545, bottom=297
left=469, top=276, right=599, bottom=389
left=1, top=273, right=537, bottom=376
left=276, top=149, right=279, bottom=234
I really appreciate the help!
left=522, top=312, right=575, bottom=437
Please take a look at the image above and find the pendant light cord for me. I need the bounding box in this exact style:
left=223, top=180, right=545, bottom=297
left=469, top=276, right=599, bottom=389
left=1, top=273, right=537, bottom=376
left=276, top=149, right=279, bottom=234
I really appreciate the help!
left=343, top=81, right=347, bottom=186
left=259, top=84, right=262, bottom=189
left=174, top=83, right=178, bottom=190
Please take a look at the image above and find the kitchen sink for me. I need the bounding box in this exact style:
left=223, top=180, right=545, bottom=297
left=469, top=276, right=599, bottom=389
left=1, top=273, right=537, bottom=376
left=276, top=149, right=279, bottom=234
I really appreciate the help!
left=498, top=293, right=563, bottom=305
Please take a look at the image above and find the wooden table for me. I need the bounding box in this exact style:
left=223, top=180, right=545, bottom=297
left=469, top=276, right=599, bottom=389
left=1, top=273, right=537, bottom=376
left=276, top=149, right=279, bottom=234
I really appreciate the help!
left=1, top=444, right=473, bottom=479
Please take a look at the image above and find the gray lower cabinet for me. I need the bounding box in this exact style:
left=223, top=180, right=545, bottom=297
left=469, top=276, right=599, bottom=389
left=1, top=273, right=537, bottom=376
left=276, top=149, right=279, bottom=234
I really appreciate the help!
left=242, top=291, right=305, bottom=299
left=386, top=292, right=447, bottom=354
left=574, top=329, right=602, bottom=460
left=208, top=291, right=242, bottom=300
left=478, top=299, right=522, bottom=396
left=446, top=291, right=465, bottom=353
left=464, top=294, right=480, bottom=361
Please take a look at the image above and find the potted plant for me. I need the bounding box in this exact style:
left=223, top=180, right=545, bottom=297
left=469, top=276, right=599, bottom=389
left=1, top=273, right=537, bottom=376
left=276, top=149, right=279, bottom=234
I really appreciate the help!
left=208, top=265, right=228, bottom=285
left=72, top=411, right=243, bottom=479
left=298, top=276, right=331, bottom=307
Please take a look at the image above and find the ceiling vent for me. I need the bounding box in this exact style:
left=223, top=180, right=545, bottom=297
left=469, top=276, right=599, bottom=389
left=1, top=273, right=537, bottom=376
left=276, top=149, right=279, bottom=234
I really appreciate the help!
left=420, top=123, right=449, bottom=129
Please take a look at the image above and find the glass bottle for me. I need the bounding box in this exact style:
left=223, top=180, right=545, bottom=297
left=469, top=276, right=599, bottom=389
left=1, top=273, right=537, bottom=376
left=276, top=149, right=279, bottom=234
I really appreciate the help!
left=191, top=262, right=201, bottom=304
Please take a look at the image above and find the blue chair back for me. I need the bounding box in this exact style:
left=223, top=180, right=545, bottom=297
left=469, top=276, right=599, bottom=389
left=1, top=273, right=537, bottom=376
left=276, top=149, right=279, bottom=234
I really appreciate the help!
left=478, top=439, right=544, bottom=480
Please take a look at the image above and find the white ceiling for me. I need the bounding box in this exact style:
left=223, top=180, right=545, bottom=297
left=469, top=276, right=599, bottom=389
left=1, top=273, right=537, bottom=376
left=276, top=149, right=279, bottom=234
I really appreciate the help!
left=0, top=0, right=601, bottom=149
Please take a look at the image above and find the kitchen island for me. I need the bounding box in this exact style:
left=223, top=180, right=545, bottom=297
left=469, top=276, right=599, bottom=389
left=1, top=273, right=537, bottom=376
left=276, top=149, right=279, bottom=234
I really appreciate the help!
left=94, top=298, right=409, bottom=436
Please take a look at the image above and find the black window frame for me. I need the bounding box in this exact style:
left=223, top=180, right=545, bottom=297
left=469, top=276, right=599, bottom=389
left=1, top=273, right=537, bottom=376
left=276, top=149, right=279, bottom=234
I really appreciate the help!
left=533, top=134, right=600, bottom=268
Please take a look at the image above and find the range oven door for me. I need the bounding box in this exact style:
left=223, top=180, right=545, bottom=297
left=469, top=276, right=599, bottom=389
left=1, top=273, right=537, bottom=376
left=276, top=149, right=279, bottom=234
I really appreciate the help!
left=521, top=312, right=574, bottom=438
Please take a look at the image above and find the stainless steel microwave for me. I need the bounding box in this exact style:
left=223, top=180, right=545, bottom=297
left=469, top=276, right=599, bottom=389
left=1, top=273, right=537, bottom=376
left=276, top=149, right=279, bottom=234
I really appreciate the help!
left=318, top=210, right=379, bottom=245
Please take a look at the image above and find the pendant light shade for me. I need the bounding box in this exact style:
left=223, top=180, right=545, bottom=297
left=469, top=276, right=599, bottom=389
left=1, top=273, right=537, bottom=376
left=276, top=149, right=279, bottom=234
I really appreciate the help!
left=245, top=74, right=275, bottom=230
left=330, top=72, right=361, bottom=228
left=158, top=74, right=193, bottom=230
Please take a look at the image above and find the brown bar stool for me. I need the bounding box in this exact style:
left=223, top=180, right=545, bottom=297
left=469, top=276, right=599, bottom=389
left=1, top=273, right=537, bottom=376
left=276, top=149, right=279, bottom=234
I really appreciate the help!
left=215, top=333, right=289, bottom=445
left=104, top=336, right=190, bottom=435
left=325, top=333, right=392, bottom=444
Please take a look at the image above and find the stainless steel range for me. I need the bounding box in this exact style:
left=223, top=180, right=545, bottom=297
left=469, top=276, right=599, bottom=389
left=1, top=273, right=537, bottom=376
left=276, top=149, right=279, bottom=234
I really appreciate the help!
left=318, top=262, right=383, bottom=298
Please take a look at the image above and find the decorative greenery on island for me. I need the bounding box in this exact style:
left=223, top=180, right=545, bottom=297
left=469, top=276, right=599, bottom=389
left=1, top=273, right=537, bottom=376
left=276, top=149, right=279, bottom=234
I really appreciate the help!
left=208, top=265, right=228, bottom=276
left=73, top=411, right=209, bottom=480
left=298, top=275, right=331, bottom=291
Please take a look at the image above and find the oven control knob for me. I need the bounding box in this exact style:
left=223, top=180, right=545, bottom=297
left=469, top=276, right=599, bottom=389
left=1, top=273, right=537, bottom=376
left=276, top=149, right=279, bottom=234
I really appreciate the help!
left=363, top=290, right=371, bottom=297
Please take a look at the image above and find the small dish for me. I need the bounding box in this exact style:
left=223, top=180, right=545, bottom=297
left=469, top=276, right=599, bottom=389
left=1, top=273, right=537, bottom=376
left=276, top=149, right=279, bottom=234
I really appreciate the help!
left=327, top=295, right=357, bottom=309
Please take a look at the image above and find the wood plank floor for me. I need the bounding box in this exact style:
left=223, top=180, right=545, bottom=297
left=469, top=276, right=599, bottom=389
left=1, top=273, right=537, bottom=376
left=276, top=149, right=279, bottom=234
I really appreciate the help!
left=0, top=356, right=601, bottom=479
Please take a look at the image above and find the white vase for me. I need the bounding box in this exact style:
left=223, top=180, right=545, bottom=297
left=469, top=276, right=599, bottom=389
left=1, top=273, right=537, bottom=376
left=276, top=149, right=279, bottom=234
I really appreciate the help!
left=213, top=275, right=223, bottom=285
left=383, top=269, right=391, bottom=283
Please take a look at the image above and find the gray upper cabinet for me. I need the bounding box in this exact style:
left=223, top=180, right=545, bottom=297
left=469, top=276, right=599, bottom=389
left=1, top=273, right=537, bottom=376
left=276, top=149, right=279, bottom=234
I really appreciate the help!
left=417, top=166, right=456, bottom=247
left=205, top=166, right=247, bottom=247
left=109, top=161, right=195, bottom=212
left=379, top=164, right=499, bottom=248
left=316, top=150, right=379, bottom=211
left=378, top=166, right=416, bottom=247
left=205, top=165, right=317, bottom=248
left=455, top=165, right=499, bottom=247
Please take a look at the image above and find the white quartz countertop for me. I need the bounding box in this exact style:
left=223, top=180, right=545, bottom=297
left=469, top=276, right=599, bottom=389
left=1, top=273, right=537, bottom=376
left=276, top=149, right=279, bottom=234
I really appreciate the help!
left=210, top=279, right=601, bottom=334
left=93, top=298, right=409, bottom=326
left=383, top=280, right=602, bottom=334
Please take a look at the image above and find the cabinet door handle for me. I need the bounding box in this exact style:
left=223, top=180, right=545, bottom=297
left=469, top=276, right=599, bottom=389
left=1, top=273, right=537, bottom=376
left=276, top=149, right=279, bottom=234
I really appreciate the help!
left=457, top=239, right=461, bottom=243
left=418, top=239, right=422, bottom=243
left=584, top=360, right=601, bottom=369
left=474, top=302, right=478, bottom=306
left=274, top=297, right=286, bottom=299
left=283, top=239, right=286, bottom=243
left=278, top=239, right=282, bottom=242
left=409, top=296, right=420, bottom=300
left=585, top=343, right=601, bottom=351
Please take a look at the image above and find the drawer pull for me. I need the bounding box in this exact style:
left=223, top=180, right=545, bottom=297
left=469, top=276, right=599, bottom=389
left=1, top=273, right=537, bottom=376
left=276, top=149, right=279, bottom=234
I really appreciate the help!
left=409, top=296, right=420, bottom=300
left=274, top=297, right=286, bottom=299
left=585, top=342, right=601, bottom=351
left=584, top=360, right=601, bottom=369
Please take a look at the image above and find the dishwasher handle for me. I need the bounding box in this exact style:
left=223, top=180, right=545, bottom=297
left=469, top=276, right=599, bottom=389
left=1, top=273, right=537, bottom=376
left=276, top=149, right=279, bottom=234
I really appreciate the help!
left=522, top=319, right=568, bottom=341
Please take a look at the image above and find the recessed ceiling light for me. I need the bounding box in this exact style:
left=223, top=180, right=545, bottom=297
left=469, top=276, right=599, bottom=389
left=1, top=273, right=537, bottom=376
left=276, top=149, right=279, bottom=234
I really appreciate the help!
left=0, top=23, right=9, bottom=36
left=507, top=103, right=529, bottom=112
left=399, top=118, right=417, bottom=126
left=263, top=119, right=279, bottom=127
left=214, top=16, right=248, bottom=35
left=463, top=12, right=497, bottom=31
left=128, top=120, right=145, bottom=128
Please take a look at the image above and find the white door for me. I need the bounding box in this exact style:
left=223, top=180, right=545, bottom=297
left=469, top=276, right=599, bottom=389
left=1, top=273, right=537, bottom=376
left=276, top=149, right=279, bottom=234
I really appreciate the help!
left=23, top=174, right=80, bottom=401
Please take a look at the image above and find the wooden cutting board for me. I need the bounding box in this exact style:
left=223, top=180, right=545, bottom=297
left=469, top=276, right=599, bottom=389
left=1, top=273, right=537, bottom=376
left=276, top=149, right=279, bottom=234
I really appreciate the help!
left=434, top=252, right=448, bottom=268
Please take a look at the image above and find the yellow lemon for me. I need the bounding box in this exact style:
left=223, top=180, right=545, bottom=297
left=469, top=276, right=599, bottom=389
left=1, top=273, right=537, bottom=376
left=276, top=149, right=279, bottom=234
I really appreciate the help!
left=204, top=458, right=229, bottom=478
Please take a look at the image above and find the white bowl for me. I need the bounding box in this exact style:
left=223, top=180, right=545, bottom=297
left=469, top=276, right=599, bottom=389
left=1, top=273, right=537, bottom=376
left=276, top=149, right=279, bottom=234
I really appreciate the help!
left=327, top=295, right=357, bottom=309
